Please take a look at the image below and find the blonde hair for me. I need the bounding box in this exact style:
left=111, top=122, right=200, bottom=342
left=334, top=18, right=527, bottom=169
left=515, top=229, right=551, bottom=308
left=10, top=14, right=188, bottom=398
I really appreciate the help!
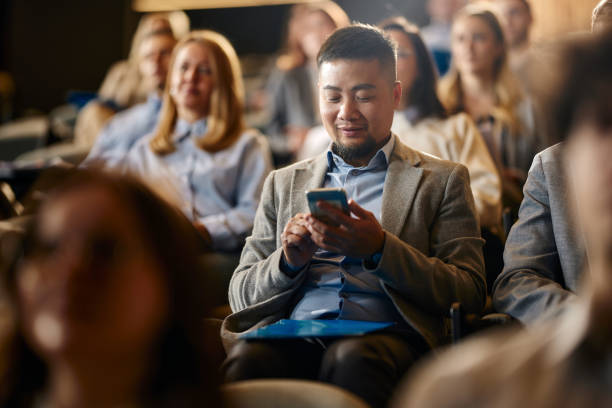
left=128, top=11, right=190, bottom=62
left=439, top=3, right=524, bottom=134
left=150, top=30, right=245, bottom=155
left=276, top=1, right=350, bottom=71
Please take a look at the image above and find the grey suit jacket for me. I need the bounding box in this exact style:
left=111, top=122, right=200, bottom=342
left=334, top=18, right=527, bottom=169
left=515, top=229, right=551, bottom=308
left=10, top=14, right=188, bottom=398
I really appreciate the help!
left=222, top=136, right=486, bottom=350
left=493, top=143, right=585, bottom=324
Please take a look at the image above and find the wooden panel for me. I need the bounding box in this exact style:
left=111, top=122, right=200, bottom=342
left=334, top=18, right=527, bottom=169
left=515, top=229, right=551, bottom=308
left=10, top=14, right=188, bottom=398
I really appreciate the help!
left=133, top=0, right=318, bottom=12
left=530, top=0, right=600, bottom=41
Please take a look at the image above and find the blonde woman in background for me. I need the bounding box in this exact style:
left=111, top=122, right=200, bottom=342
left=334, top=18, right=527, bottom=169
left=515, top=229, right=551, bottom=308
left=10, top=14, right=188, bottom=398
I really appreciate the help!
left=439, top=3, right=540, bottom=211
left=115, top=30, right=272, bottom=255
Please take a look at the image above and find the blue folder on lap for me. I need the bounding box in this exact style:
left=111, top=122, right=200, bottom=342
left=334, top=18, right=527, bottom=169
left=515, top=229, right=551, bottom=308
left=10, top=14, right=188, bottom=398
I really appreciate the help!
left=240, top=319, right=395, bottom=339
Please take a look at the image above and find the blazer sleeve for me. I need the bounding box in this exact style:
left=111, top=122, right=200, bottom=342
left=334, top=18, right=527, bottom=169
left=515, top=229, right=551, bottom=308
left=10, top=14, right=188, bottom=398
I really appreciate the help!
left=492, top=153, right=576, bottom=324
left=228, top=171, right=307, bottom=312
left=369, top=164, right=486, bottom=315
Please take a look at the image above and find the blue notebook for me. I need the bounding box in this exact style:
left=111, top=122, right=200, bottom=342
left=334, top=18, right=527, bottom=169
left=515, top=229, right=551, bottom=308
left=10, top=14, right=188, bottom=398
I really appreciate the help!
left=241, top=319, right=395, bottom=339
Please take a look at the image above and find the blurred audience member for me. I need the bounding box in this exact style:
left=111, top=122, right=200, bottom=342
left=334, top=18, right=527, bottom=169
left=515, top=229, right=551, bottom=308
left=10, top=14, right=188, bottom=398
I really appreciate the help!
left=98, top=11, right=189, bottom=110
left=83, top=27, right=177, bottom=166
left=392, top=30, right=612, bottom=408
left=0, top=169, right=222, bottom=407
left=440, top=3, right=540, bottom=212
left=494, top=0, right=532, bottom=74
left=264, top=1, right=349, bottom=165
left=74, top=12, right=189, bottom=151
left=383, top=17, right=501, bottom=233
left=493, top=8, right=612, bottom=324
left=421, top=0, right=467, bottom=75
left=592, top=0, right=612, bottom=32
left=112, top=30, right=272, bottom=253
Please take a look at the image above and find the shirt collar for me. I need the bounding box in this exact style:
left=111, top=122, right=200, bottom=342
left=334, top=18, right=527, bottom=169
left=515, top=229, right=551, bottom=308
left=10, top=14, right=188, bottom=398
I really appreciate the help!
left=173, top=117, right=208, bottom=142
left=326, top=133, right=395, bottom=171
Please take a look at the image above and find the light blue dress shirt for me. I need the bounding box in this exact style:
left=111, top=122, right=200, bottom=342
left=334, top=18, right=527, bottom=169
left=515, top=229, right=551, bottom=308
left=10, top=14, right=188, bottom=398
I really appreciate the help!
left=116, top=118, right=272, bottom=251
left=290, top=135, right=407, bottom=325
left=83, top=93, right=162, bottom=167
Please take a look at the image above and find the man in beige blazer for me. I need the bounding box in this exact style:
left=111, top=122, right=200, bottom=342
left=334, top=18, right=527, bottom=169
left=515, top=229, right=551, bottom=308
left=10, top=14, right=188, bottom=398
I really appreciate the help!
left=222, top=24, right=485, bottom=408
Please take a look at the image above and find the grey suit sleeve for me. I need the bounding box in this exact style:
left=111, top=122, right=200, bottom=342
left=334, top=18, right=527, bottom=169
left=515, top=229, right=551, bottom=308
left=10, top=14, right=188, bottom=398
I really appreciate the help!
left=228, top=172, right=305, bottom=312
left=492, top=153, right=576, bottom=324
left=371, top=164, right=486, bottom=315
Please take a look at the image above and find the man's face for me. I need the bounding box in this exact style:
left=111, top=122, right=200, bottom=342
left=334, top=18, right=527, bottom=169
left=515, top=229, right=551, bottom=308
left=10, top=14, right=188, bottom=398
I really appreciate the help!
left=139, top=34, right=176, bottom=91
left=496, top=0, right=532, bottom=48
left=318, top=58, right=400, bottom=165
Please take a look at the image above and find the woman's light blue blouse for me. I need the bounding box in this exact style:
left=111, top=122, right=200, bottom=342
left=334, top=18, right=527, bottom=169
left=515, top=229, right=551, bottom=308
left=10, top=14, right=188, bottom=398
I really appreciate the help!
left=117, top=118, right=272, bottom=251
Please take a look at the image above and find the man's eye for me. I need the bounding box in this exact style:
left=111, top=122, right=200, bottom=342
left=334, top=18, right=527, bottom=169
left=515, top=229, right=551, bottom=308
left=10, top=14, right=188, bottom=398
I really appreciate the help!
left=356, top=95, right=372, bottom=102
left=326, top=96, right=341, bottom=102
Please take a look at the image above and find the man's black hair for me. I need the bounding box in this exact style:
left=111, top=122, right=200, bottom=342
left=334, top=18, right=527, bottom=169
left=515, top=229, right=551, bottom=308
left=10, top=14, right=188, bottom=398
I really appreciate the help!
left=317, top=23, right=397, bottom=82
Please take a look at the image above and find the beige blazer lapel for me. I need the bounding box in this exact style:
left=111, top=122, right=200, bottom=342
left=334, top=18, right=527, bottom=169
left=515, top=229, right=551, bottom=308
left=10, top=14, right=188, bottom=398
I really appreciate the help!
left=289, top=153, right=329, bottom=216
left=381, top=138, right=423, bottom=236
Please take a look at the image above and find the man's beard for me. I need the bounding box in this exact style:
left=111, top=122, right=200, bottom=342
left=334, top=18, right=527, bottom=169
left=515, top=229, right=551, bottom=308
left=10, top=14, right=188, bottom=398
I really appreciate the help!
left=331, top=136, right=378, bottom=165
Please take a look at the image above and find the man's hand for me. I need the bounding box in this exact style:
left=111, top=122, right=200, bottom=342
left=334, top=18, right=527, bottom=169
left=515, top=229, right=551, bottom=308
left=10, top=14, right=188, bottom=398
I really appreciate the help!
left=306, top=199, right=385, bottom=259
left=281, top=213, right=318, bottom=269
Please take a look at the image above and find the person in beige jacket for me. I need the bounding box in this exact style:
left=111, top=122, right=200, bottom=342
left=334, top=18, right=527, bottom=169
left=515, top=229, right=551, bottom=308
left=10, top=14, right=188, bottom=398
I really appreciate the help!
left=222, top=25, right=485, bottom=408
left=383, top=17, right=501, bottom=232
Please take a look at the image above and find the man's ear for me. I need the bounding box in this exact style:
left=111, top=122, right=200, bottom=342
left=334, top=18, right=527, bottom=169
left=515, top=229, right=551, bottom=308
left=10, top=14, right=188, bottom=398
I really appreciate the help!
left=393, top=80, right=402, bottom=109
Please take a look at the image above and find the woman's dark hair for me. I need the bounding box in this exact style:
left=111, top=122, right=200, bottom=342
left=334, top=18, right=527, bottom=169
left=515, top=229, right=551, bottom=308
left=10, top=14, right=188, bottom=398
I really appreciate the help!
left=547, top=29, right=612, bottom=143
left=380, top=17, right=447, bottom=122
left=0, top=168, right=222, bottom=407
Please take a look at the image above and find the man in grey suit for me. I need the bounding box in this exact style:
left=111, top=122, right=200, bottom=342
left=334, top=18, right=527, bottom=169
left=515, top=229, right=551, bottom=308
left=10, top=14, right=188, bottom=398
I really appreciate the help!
left=493, top=143, right=585, bottom=324
left=221, top=24, right=485, bottom=408
left=492, top=3, right=612, bottom=324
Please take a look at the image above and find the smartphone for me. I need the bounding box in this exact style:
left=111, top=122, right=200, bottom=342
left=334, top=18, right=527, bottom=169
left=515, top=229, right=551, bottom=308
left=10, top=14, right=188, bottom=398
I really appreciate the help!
left=305, top=187, right=349, bottom=226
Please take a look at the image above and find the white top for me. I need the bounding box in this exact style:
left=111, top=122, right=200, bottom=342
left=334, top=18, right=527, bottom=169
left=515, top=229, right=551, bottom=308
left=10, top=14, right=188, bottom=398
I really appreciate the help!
left=392, top=111, right=502, bottom=230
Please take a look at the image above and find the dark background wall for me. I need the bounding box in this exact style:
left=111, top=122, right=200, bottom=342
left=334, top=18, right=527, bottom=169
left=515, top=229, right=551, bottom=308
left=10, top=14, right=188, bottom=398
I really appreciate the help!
left=2, top=0, right=428, bottom=116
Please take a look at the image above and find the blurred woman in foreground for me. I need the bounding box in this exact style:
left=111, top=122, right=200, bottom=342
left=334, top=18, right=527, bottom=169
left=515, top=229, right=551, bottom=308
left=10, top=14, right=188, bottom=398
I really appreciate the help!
left=0, top=170, right=222, bottom=407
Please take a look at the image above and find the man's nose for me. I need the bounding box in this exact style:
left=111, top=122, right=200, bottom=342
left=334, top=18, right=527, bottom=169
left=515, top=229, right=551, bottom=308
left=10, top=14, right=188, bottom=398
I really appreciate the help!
left=339, top=98, right=358, bottom=120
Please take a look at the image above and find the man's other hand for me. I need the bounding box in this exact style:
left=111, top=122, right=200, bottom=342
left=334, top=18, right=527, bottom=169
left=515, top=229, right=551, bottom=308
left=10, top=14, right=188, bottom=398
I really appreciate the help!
left=306, top=199, right=385, bottom=259
left=281, top=213, right=318, bottom=270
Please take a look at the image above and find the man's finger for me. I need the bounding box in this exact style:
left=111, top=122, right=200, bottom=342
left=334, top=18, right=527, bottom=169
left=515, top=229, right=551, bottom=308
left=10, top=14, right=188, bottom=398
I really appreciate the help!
left=348, top=199, right=373, bottom=220
left=316, top=201, right=353, bottom=225
left=308, top=230, right=342, bottom=253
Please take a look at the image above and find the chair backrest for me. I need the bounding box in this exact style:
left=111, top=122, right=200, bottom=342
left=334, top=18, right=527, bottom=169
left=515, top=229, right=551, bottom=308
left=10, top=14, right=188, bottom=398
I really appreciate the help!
left=222, top=379, right=370, bottom=408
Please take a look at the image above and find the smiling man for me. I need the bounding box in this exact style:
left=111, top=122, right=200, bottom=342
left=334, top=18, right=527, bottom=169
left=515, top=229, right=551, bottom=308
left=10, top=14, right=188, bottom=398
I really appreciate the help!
left=221, top=24, right=485, bottom=408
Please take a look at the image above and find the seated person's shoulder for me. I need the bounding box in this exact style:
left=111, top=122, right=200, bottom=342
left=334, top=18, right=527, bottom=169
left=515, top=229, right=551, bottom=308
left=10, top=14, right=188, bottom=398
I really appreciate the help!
left=393, top=325, right=550, bottom=408
left=538, top=142, right=565, bottom=164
